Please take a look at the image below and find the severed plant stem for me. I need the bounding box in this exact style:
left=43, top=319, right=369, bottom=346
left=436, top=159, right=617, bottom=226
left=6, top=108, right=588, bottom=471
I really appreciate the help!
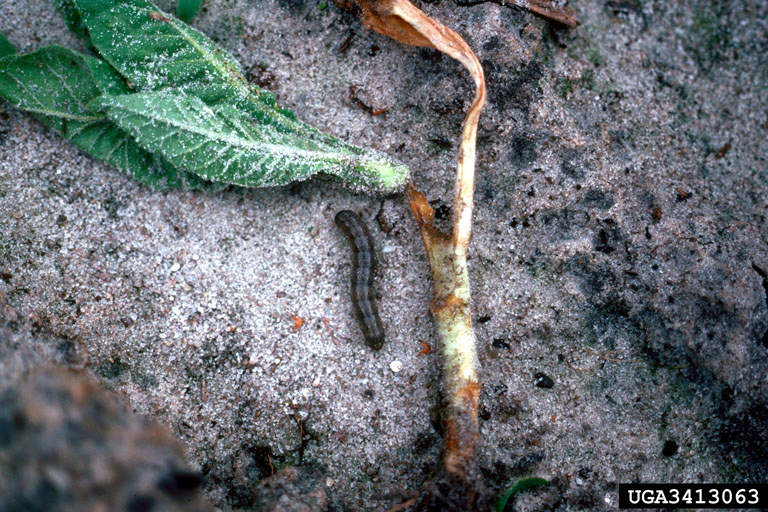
left=439, top=32, right=486, bottom=480
left=408, top=185, right=482, bottom=479
left=371, top=0, right=487, bottom=480
left=407, top=39, right=485, bottom=474
left=348, top=0, right=488, bottom=503
left=404, top=29, right=486, bottom=478
left=350, top=0, right=487, bottom=481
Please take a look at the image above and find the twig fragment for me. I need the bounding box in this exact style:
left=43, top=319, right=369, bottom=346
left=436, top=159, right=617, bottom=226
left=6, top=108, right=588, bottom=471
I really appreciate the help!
left=455, top=0, right=578, bottom=27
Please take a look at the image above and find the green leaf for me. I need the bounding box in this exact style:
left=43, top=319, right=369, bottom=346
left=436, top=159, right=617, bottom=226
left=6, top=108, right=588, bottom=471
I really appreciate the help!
left=0, top=33, right=15, bottom=59
left=92, top=90, right=409, bottom=190
left=176, top=83, right=368, bottom=155
left=0, top=46, right=208, bottom=189
left=66, top=0, right=409, bottom=190
left=176, top=0, right=203, bottom=22
left=495, top=477, right=548, bottom=512
left=84, top=57, right=132, bottom=96
left=68, top=0, right=304, bottom=129
left=68, top=0, right=316, bottom=140
left=71, top=0, right=245, bottom=92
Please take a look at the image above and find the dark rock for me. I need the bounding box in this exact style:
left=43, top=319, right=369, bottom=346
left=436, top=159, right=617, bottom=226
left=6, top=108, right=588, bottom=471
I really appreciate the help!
left=534, top=372, right=555, bottom=389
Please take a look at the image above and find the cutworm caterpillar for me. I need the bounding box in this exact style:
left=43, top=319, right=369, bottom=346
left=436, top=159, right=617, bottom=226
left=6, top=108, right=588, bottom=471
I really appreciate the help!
left=335, top=210, right=385, bottom=350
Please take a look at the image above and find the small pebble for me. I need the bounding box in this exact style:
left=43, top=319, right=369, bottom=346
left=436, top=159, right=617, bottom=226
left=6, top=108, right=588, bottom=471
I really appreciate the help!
left=534, top=372, right=554, bottom=388
left=170, top=262, right=181, bottom=272
left=492, top=338, right=511, bottom=349
left=389, top=360, right=403, bottom=373
left=662, top=439, right=678, bottom=456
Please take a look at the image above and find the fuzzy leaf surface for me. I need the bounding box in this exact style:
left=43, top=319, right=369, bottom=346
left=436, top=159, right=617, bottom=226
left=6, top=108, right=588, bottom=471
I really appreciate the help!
left=93, top=90, right=408, bottom=189
left=71, top=0, right=245, bottom=92
left=0, top=46, right=208, bottom=189
left=68, top=0, right=351, bottom=146
left=67, top=0, right=409, bottom=190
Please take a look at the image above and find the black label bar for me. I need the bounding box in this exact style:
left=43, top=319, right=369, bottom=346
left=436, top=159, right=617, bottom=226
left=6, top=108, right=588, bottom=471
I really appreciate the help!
left=618, top=483, right=768, bottom=509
